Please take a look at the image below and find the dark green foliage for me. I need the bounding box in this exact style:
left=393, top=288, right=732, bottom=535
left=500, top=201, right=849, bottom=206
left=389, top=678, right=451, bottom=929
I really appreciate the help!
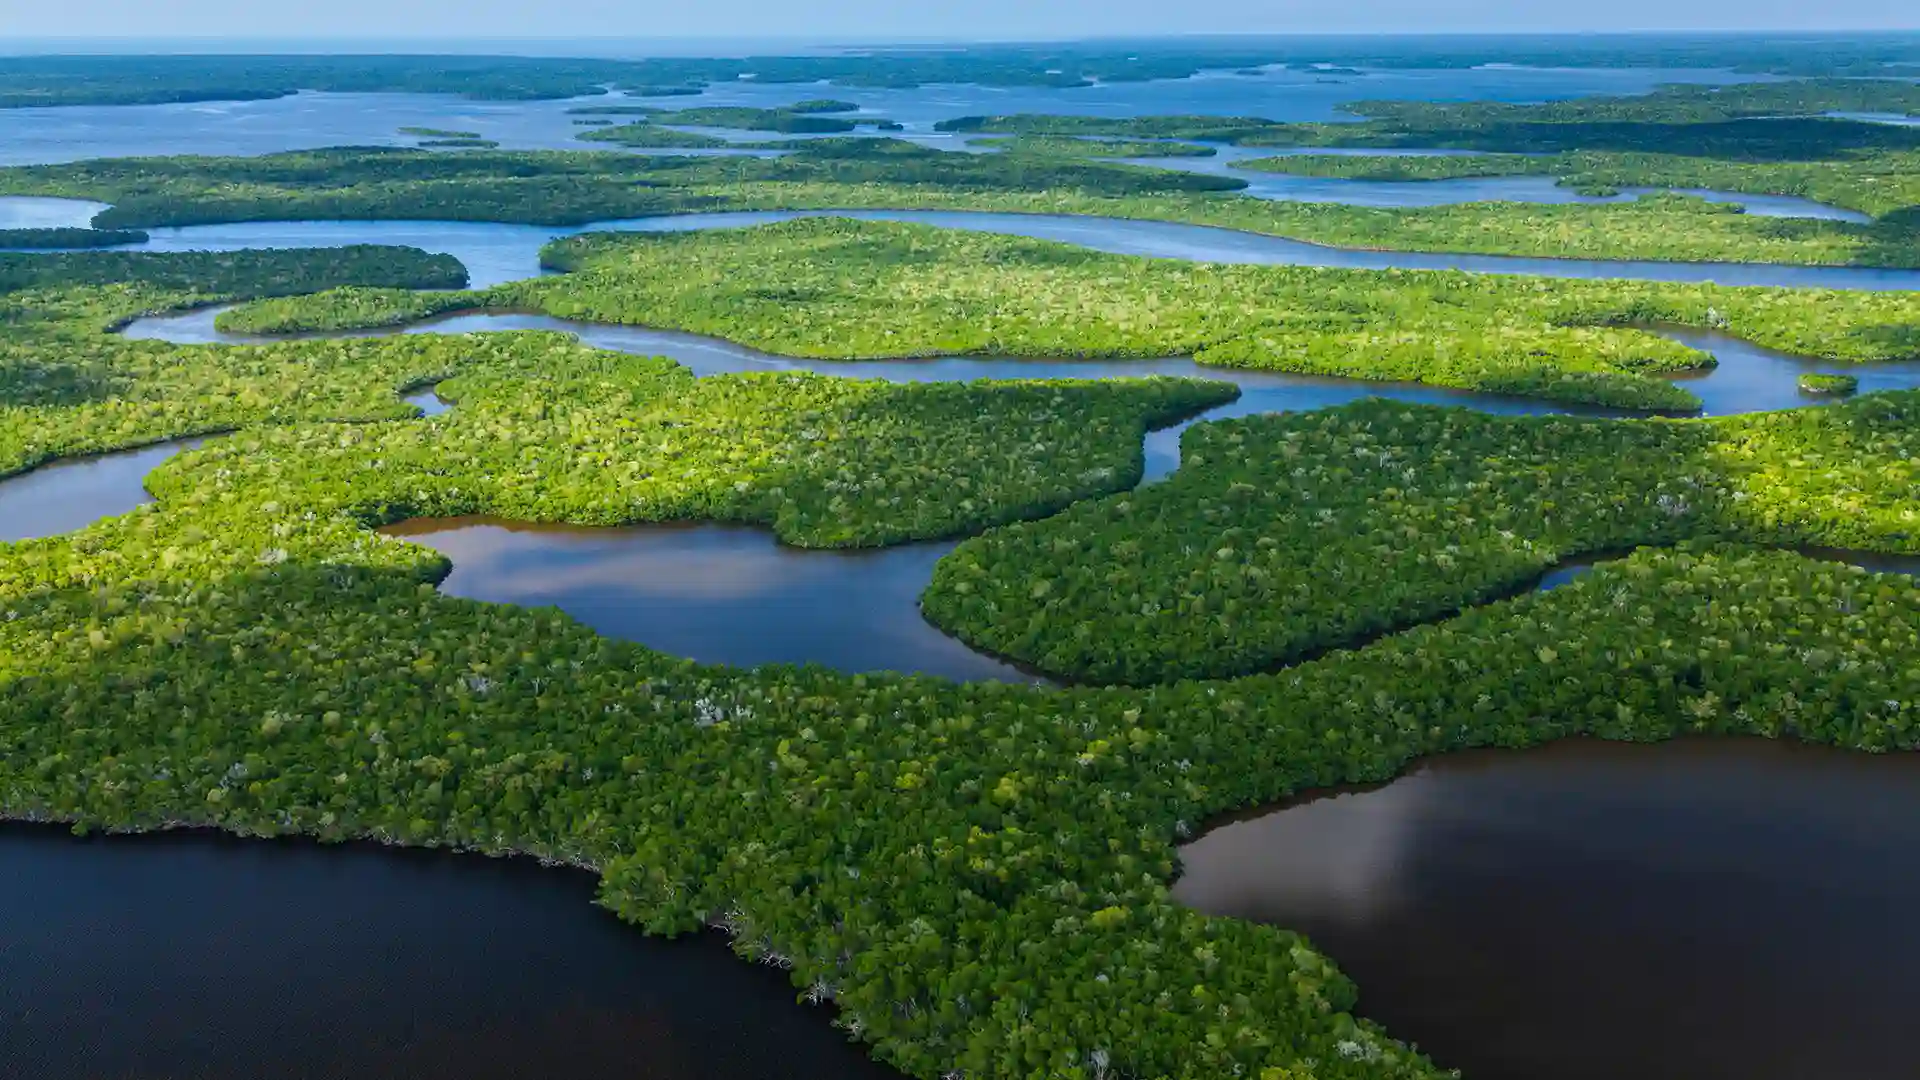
left=926, top=396, right=1920, bottom=682
left=0, top=228, right=147, bottom=250
left=0, top=245, right=465, bottom=300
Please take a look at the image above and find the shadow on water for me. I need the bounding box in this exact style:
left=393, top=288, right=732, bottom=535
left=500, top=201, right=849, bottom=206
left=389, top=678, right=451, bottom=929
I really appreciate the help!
left=379, top=517, right=1045, bottom=685
left=0, top=823, right=903, bottom=1080
left=1172, top=736, right=1920, bottom=1080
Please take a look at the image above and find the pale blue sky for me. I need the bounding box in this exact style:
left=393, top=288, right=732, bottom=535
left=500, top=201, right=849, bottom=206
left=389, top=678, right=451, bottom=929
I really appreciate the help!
left=0, top=0, right=1914, bottom=41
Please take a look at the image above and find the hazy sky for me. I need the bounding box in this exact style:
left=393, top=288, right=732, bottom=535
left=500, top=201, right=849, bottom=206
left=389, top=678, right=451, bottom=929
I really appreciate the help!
left=1, top=0, right=1915, bottom=42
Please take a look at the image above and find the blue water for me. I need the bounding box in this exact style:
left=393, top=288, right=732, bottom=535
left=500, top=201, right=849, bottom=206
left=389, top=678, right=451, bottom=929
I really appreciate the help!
left=0, top=65, right=1774, bottom=166
left=12, top=204, right=1915, bottom=291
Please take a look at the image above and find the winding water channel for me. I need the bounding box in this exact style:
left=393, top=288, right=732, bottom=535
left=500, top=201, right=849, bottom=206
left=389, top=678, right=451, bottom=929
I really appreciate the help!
left=8, top=183, right=1920, bottom=1078
left=16, top=206, right=1920, bottom=291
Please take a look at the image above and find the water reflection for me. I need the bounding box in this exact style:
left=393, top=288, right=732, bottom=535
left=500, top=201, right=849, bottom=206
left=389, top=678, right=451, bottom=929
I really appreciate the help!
left=0, top=824, right=902, bottom=1080
left=123, top=307, right=1920, bottom=474
left=0, top=194, right=111, bottom=230
left=381, top=518, right=1040, bottom=683
left=0, top=438, right=207, bottom=543
left=1174, top=737, right=1920, bottom=1080
left=44, top=209, right=1920, bottom=293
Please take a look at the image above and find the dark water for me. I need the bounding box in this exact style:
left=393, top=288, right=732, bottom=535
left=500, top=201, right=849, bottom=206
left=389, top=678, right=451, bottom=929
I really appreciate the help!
left=18, top=202, right=1920, bottom=292
left=0, top=825, right=902, bottom=1080
left=0, top=438, right=206, bottom=543
left=380, top=517, right=1039, bottom=683
left=1173, top=737, right=1920, bottom=1080
left=0, top=66, right=1767, bottom=166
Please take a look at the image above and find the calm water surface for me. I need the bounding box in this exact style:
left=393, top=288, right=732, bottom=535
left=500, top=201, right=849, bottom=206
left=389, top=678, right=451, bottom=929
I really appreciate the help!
left=0, top=825, right=902, bottom=1080
left=1173, top=737, right=1920, bottom=1080
left=0, top=67, right=1768, bottom=166
left=379, top=518, right=1040, bottom=683
left=44, top=207, right=1918, bottom=292
left=0, top=438, right=207, bottom=543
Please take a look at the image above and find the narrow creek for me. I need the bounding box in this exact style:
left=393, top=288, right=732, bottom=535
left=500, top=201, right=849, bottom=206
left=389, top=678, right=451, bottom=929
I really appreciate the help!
left=1172, top=736, right=1920, bottom=1080
left=6, top=304, right=1915, bottom=681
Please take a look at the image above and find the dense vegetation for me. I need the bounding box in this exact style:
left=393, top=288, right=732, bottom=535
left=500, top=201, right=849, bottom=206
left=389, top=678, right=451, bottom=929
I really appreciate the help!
left=924, top=396, right=1920, bottom=682
left=4, top=141, right=1913, bottom=266
left=576, top=123, right=739, bottom=150
left=0, top=246, right=469, bottom=473
left=6, top=413, right=1920, bottom=1080
left=217, top=219, right=1920, bottom=412
left=398, top=127, right=481, bottom=139
left=3, top=37, right=1918, bottom=107
left=0, top=245, right=464, bottom=304
left=981, top=136, right=1221, bottom=160
left=943, top=81, right=1920, bottom=219
left=4, top=170, right=1920, bottom=1079
left=1240, top=148, right=1920, bottom=218
left=640, top=107, right=874, bottom=134
left=8, top=67, right=1920, bottom=1079
left=1800, top=372, right=1859, bottom=395
left=0, top=227, right=147, bottom=249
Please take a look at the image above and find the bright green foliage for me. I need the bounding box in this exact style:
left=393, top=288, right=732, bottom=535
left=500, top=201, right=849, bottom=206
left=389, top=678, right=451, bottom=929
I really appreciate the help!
left=0, top=245, right=466, bottom=302
left=7, top=231, right=1920, bottom=1080
left=1241, top=149, right=1920, bottom=219
left=132, top=337, right=1231, bottom=549
left=223, top=219, right=1920, bottom=410
left=1800, top=372, right=1860, bottom=395
left=398, top=127, right=482, bottom=139
left=0, top=246, right=463, bottom=474
left=5, top=142, right=1914, bottom=266
left=925, top=395, right=1920, bottom=682
left=4, top=522, right=1919, bottom=1079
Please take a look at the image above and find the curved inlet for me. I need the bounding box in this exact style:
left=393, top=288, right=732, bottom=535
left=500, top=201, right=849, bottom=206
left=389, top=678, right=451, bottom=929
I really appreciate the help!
left=120, top=307, right=1920, bottom=439
left=0, top=389, right=445, bottom=544
left=0, top=824, right=901, bottom=1080
left=0, top=195, right=111, bottom=230
left=380, top=518, right=1044, bottom=685
left=0, top=438, right=207, bottom=544
left=35, top=209, right=1920, bottom=292
left=1173, top=736, right=1920, bottom=1080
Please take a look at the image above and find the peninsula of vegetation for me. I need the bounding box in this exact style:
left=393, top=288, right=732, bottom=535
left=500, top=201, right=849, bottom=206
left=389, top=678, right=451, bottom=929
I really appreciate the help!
left=6, top=42, right=1920, bottom=1080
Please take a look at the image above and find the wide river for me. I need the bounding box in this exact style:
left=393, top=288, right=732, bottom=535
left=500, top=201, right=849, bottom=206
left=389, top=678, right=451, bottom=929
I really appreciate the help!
left=4, top=66, right=1920, bottom=1080
left=8, top=205, right=1914, bottom=291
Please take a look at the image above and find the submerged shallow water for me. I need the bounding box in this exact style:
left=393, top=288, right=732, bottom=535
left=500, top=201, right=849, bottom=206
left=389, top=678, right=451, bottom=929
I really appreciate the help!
left=1173, top=737, right=1920, bottom=1080
left=0, top=824, right=901, bottom=1080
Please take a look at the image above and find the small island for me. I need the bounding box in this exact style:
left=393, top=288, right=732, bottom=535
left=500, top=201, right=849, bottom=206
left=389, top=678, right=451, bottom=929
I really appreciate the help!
left=1800, top=372, right=1861, bottom=395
